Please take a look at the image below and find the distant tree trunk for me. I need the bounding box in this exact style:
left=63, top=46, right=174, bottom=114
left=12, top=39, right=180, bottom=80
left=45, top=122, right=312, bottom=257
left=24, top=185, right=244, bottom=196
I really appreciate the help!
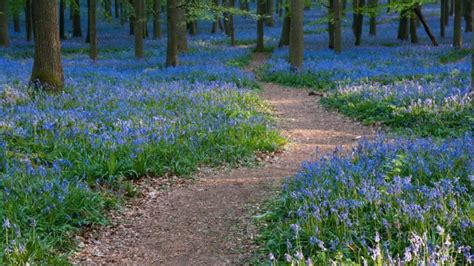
left=277, top=0, right=283, bottom=16
left=31, top=0, right=64, bottom=90
left=86, top=0, right=91, bottom=43
left=369, top=0, right=377, bottom=35
left=256, top=0, right=265, bottom=52
left=410, top=11, right=418, bottom=43
left=211, top=0, right=221, bottom=33
left=134, top=0, right=144, bottom=58
left=13, top=12, right=20, bottom=33
left=25, top=0, right=33, bottom=41
left=266, top=0, right=275, bottom=26
left=352, top=0, right=364, bottom=45
left=129, top=0, right=135, bottom=34
left=0, top=0, right=9, bottom=47
left=453, top=0, right=462, bottom=48
left=464, top=0, right=472, bottom=32
left=328, top=0, right=335, bottom=49
left=229, top=0, right=236, bottom=45
left=72, top=0, right=82, bottom=37
left=450, top=0, right=454, bottom=15
left=153, top=0, right=161, bottom=38
left=176, top=5, right=187, bottom=52
left=289, top=0, right=304, bottom=68
left=60, top=0, right=66, bottom=39
left=444, top=0, right=450, bottom=25
left=120, top=0, right=127, bottom=25
left=334, top=0, right=342, bottom=53
left=397, top=11, right=409, bottom=40
left=413, top=6, right=439, bottom=46
left=166, top=0, right=178, bottom=66
left=115, top=0, right=120, bottom=18
left=279, top=3, right=290, bottom=47
left=441, top=0, right=446, bottom=36
left=89, top=0, right=97, bottom=60
left=104, top=0, right=112, bottom=18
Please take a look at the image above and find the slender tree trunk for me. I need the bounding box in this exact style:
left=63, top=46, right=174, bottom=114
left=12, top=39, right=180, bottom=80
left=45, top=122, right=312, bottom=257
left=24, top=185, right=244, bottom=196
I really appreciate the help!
left=444, top=0, right=450, bottom=25
left=410, top=11, right=418, bottom=43
left=90, top=0, right=97, bottom=60
left=104, top=0, right=112, bottom=18
left=450, top=0, right=454, bottom=15
left=13, top=12, right=20, bottom=33
left=224, top=0, right=231, bottom=35
left=279, top=3, right=290, bottom=47
left=211, top=0, right=220, bottom=33
left=413, top=6, right=439, bottom=46
left=453, top=0, right=462, bottom=48
left=369, top=0, right=377, bottom=35
left=334, top=0, right=342, bottom=53
left=0, top=0, right=9, bottom=47
left=25, top=0, right=33, bottom=41
left=60, top=0, right=66, bottom=39
left=166, top=0, right=178, bottom=66
left=464, top=0, right=472, bottom=32
left=72, top=0, right=82, bottom=37
left=31, top=0, right=64, bottom=90
left=256, top=0, right=265, bottom=52
left=352, top=0, right=364, bottom=45
left=86, top=0, right=91, bottom=43
left=153, top=0, right=161, bottom=38
left=176, top=5, right=187, bottom=52
left=129, top=0, right=135, bottom=34
left=397, top=11, right=409, bottom=40
left=329, top=0, right=335, bottom=49
left=115, top=0, right=120, bottom=18
left=134, top=0, right=144, bottom=58
left=120, top=0, right=126, bottom=25
left=441, top=0, right=446, bottom=37
left=266, top=0, right=276, bottom=26
left=289, top=0, right=304, bottom=68
left=229, top=0, right=236, bottom=45
left=277, top=0, right=283, bottom=16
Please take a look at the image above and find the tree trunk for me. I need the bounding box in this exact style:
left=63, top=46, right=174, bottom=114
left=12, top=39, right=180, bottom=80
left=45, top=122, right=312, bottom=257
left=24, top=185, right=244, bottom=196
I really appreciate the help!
left=279, top=3, right=290, bottom=47
left=86, top=0, right=91, bottom=43
left=13, top=12, right=20, bottom=33
left=31, top=0, right=64, bottom=90
left=104, top=0, right=112, bottom=18
left=60, top=0, right=66, bottom=39
left=441, top=0, right=446, bottom=37
left=369, top=0, right=377, bottom=35
left=334, top=0, right=342, bottom=53
left=89, top=0, right=97, bottom=60
left=277, top=0, right=283, bottom=16
left=328, top=0, right=335, bottom=49
left=413, top=6, right=439, bottom=46
left=211, top=0, right=221, bottom=33
left=453, top=0, right=462, bottom=48
left=471, top=0, right=473, bottom=91
left=166, top=0, right=178, bottom=66
left=464, top=0, right=472, bottom=32
left=289, top=0, right=304, bottom=68
left=410, top=11, right=418, bottom=43
left=256, top=0, right=265, bottom=52
left=25, top=0, right=33, bottom=41
left=352, top=0, right=364, bottom=46
left=176, top=6, right=187, bottom=52
left=134, top=0, right=144, bottom=58
left=450, top=0, right=454, bottom=16
left=0, top=0, right=9, bottom=47
left=229, top=0, right=236, bottom=45
left=444, top=0, right=450, bottom=25
left=120, top=0, right=127, bottom=25
left=153, top=0, right=161, bottom=38
left=115, top=0, right=120, bottom=18
left=266, top=0, right=275, bottom=26
left=72, top=0, right=82, bottom=37
left=129, top=0, right=134, bottom=34
left=397, top=11, right=409, bottom=40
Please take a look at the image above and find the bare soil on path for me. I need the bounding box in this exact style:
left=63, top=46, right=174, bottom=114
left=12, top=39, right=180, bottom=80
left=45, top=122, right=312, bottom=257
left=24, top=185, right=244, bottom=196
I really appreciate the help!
left=72, top=54, right=375, bottom=265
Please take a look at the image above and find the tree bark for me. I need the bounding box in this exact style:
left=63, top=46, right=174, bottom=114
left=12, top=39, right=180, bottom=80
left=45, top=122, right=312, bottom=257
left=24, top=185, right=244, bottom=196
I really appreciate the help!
left=25, top=0, right=33, bottom=41
left=256, top=0, right=265, bottom=52
left=450, top=0, right=454, bottom=15
left=453, top=0, right=462, bottom=48
left=279, top=3, right=290, bottom=47
left=369, top=0, right=377, bottom=35
left=60, top=0, right=66, bottom=39
left=397, top=11, right=409, bottom=40
left=410, top=11, right=418, bottom=43
left=72, top=0, right=82, bottom=37
left=471, top=0, right=473, bottom=91
left=176, top=4, right=187, bottom=52
left=153, top=0, right=161, bottom=38
left=441, top=0, right=446, bottom=37
left=266, top=0, right=276, bottom=26
left=444, top=0, right=449, bottom=25
left=166, top=0, right=178, bottom=66
left=328, top=0, right=335, bottom=49
left=334, top=0, right=342, bottom=53
left=413, top=6, right=439, bottom=46
left=31, top=0, right=64, bottom=90
left=134, top=0, right=144, bottom=58
left=464, top=0, right=472, bottom=32
left=86, top=0, right=91, bottom=43
left=129, top=0, right=135, bottom=34
left=289, top=0, right=304, bottom=68
left=0, top=0, right=9, bottom=47
left=229, top=0, right=236, bottom=45
left=352, top=0, right=364, bottom=45
left=115, top=0, right=120, bottom=18
left=90, top=0, right=97, bottom=60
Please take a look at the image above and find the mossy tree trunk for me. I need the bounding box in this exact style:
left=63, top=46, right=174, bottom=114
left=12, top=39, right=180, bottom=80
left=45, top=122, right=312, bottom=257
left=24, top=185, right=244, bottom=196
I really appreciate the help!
left=134, top=0, right=144, bottom=58
left=72, top=0, right=82, bottom=37
left=256, top=0, right=265, bottom=52
left=31, top=0, right=64, bottom=90
left=90, top=0, right=97, bottom=60
left=166, top=0, right=178, bottom=66
left=453, top=0, right=462, bottom=48
left=153, top=0, right=161, bottom=39
left=289, top=0, right=304, bottom=68
left=0, top=0, right=9, bottom=47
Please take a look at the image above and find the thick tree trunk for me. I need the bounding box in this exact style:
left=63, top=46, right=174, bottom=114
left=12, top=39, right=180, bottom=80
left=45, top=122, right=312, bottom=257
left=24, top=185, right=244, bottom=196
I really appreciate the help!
left=413, top=6, right=439, bottom=46
left=441, top=0, right=446, bottom=37
left=256, top=0, right=265, bottom=52
left=134, top=0, right=144, bottom=58
left=410, top=12, right=418, bottom=43
left=176, top=6, right=187, bottom=52
left=72, top=0, right=82, bottom=37
left=89, top=0, right=97, bottom=60
left=31, top=0, right=64, bottom=90
left=25, top=0, right=33, bottom=41
left=352, top=0, right=364, bottom=45
left=334, top=0, right=342, bottom=53
left=279, top=3, right=290, bottom=47
left=453, top=0, right=462, bottom=48
left=328, top=0, right=335, bottom=49
left=289, top=0, right=304, bottom=68
left=153, top=0, right=161, bottom=39
left=464, top=0, right=472, bottom=32
left=0, top=0, right=9, bottom=47
left=266, top=0, right=276, bottom=26
left=166, top=0, right=178, bottom=66
left=60, top=0, right=66, bottom=39
left=13, top=12, right=20, bottom=33
left=369, top=0, right=377, bottom=35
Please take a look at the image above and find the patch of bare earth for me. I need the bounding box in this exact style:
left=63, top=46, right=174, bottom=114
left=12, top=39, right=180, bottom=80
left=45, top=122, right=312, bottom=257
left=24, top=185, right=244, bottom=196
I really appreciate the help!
left=72, top=53, right=375, bottom=265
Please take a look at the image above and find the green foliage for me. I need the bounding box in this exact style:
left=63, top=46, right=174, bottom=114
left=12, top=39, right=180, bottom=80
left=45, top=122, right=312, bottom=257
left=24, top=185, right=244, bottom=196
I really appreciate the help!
left=439, top=48, right=471, bottom=64
left=259, top=65, right=335, bottom=91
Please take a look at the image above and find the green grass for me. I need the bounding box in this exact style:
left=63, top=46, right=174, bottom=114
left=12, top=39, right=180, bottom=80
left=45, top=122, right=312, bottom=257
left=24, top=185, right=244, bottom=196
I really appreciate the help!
left=439, top=48, right=470, bottom=64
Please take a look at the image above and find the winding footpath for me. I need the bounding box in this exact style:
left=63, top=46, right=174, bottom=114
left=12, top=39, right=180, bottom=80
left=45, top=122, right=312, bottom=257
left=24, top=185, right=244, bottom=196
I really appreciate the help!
left=72, top=54, right=375, bottom=265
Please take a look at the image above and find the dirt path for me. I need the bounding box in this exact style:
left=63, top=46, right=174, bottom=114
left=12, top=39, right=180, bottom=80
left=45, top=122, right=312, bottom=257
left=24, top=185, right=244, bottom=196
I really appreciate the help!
left=72, top=54, right=374, bottom=265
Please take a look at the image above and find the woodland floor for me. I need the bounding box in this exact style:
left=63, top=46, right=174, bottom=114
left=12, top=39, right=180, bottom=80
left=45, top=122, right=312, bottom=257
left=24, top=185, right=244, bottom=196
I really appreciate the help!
left=72, top=54, right=375, bottom=265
